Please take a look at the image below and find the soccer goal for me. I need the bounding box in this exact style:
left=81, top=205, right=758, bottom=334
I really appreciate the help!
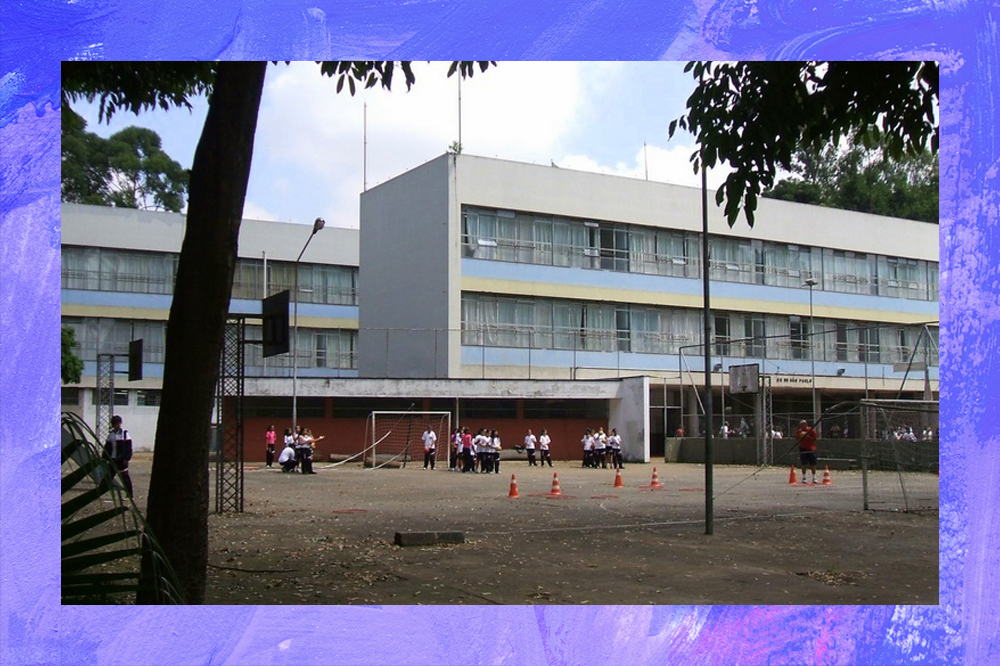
left=859, top=399, right=939, bottom=512
left=364, top=411, right=451, bottom=469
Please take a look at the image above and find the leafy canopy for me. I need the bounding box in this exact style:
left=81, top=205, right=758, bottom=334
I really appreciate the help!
left=63, top=61, right=495, bottom=123
left=669, top=61, right=938, bottom=227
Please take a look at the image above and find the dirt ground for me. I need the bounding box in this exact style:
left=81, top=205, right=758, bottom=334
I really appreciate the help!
left=127, top=457, right=939, bottom=605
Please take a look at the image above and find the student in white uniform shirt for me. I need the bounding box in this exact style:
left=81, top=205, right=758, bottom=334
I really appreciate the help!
left=608, top=428, right=624, bottom=469
left=594, top=427, right=608, bottom=469
left=523, top=429, right=538, bottom=466
left=489, top=429, right=502, bottom=474
left=475, top=429, right=490, bottom=473
left=538, top=429, right=553, bottom=467
left=582, top=429, right=595, bottom=468
left=421, top=427, right=437, bottom=470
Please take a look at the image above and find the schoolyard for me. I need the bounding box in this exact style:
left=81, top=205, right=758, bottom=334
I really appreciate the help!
left=126, top=457, right=939, bottom=605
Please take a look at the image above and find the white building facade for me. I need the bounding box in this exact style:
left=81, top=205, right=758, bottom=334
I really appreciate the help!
left=62, top=154, right=938, bottom=461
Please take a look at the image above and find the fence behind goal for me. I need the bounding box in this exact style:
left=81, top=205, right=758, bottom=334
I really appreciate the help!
left=858, top=399, right=939, bottom=512
left=363, top=412, right=452, bottom=469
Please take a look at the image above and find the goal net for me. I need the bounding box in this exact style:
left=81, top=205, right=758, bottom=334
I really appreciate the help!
left=859, top=399, right=939, bottom=512
left=364, top=411, right=451, bottom=469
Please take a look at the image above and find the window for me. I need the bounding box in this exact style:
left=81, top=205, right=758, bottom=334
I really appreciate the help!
left=790, top=318, right=807, bottom=359
left=62, top=388, right=81, bottom=406
left=93, top=389, right=129, bottom=406
left=745, top=316, right=766, bottom=358
left=137, top=390, right=162, bottom=406
left=714, top=315, right=731, bottom=356
left=461, top=399, right=517, bottom=419
left=599, top=226, right=629, bottom=272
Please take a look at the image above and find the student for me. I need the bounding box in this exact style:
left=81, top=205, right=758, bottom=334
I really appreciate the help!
left=298, top=428, right=324, bottom=474
left=489, top=429, right=502, bottom=475
left=278, top=440, right=299, bottom=473
left=538, top=429, right=553, bottom=467
left=265, top=425, right=277, bottom=468
left=422, top=426, right=438, bottom=470
left=475, top=429, right=490, bottom=473
left=608, top=428, right=623, bottom=469
left=461, top=428, right=475, bottom=473
left=449, top=428, right=461, bottom=471
left=103, top=415, right=134, bottom=496
left=594, top=427, right=608, bottom=469
left=582, top=429, right=594, bottom=468
left=523, top=429, right=538, bottom=466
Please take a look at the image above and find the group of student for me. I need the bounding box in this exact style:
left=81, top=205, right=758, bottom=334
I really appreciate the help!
left=580, top=427, right=624, bottom=469
left=427, top=426, right=555, bottom=473
left=266, top=424, right=325, bottom=474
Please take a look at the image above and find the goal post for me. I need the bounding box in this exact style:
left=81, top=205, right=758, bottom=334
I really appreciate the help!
left=858, top=398, right=939, bottom=512
left=365, top=411, right=452, bottom=469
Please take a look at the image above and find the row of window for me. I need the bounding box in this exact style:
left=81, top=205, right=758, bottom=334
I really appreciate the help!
left=62, top=387, right=161, bottom=407
left=461, top=206, right=939, bottom=301
left=62, top=317, right=358, bottom=371
left=460, top=293, right=939, bottom=366
left=61, top=246, right=359, bottom=305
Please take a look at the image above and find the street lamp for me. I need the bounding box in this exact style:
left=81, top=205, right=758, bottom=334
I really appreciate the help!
left=804, top=277, right=819, bottom=424
left=292, top=217, right=326, bottom=436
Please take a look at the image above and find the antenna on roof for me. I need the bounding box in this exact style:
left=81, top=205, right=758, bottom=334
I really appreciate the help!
left=644, top=142, right=649, bottom=181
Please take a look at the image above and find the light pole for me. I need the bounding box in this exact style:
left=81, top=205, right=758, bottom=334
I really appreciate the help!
left=804, top=277, right=819, bottom=424
left=292, top=217, right=326, bottom=436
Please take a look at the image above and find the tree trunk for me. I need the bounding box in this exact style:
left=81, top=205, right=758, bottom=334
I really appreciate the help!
left=138, top=62, right=267, bottom=604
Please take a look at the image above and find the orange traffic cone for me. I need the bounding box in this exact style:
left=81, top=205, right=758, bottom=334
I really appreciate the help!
left=613, top=468, right=624, bottom=488
left=648, top=467, right=665, bottom=490
left=547, top=472, right=562, bottom=496
left=821, top=466, right=832, bottom=486
left=508, top=474, right=520, bottom=498
left=788, top=465, right=798, bottom=485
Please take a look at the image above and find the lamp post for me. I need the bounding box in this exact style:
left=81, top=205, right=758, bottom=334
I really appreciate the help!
left=804, top=277, right=819, bottom=424
left=292, top=217, right=326, bottom=436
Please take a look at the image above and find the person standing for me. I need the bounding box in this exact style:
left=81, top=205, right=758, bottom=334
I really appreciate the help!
left=523, top=429, right=538, bottom=466
left=265, top=425, right=277, bottom=468
left=422, top=426, right=438, bottom=470
left=538, top=429, right=553, bottom=467
left=582, top=429, right=594, bottom=468
left=794, top=420, right=819, bottom=484
left=489, top=429, right=502, bottom=474
left=461, top=427, right=475, bottom=473
left=449, top=428, right=461, bottom=471
left=299, top=428, right=324, bottom=474
left=475, top=429, right=489, bottom=473
left=608, top=428, right=623, bottom=469
left=594, top=427, right=608, bottom=469
left=103, top=415, right=134, bottom=497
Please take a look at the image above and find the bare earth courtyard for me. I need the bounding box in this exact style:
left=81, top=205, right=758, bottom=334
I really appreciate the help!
left=126, top=457, right=938, bottom=605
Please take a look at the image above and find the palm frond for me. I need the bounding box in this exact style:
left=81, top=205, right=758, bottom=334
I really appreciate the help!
left=61, top=412, right=186, bottom=604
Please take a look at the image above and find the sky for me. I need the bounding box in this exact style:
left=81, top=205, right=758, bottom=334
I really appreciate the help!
left=71, top=62, right=733, bottom=229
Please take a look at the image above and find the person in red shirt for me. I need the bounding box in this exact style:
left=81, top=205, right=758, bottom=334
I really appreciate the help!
left=794, top=420, right=819, bottom=484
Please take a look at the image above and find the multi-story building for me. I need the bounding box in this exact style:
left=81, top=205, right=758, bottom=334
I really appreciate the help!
left=61, top=154, right=938, bottom=462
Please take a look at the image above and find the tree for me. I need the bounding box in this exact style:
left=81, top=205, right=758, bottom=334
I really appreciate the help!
left=61, top=115, right=189, bottom=212
left=61, top=60, right=494, bottom=604
left=61, top=327, right=83, bottom=385
left=764, top=141, right=939, bottom=223
left=668, top=61, right=938, bottom=227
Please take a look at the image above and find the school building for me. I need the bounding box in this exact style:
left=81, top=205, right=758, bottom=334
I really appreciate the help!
left=61, top=153, right=939, bottom=462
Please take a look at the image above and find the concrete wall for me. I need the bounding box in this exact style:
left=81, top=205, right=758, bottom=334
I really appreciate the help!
left=358, top=156, right=452, bottom=378
left=611, top=376, right=650, bottom=462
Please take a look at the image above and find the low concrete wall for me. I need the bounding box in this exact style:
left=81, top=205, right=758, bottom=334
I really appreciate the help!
left=667, top=437, right=939, bottom=472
